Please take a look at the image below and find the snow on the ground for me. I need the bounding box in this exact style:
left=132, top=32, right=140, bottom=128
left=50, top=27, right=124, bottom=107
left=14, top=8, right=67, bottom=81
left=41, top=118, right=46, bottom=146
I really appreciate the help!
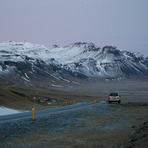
left=0, top=106, right=26, bottom=116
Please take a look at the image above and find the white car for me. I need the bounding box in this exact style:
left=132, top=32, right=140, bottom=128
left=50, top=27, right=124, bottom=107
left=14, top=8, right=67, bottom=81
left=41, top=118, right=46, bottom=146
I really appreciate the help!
left=108, top=93, right=121, bottom=104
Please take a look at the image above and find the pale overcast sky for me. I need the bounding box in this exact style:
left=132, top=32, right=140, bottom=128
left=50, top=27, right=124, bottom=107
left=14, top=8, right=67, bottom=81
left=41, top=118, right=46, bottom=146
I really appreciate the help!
left=0, top=0, right=148, bottom=54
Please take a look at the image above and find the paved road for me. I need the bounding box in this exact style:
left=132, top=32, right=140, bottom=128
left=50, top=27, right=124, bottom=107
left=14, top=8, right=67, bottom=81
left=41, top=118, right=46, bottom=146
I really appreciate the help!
left=0, top=102, right=106, bottom=123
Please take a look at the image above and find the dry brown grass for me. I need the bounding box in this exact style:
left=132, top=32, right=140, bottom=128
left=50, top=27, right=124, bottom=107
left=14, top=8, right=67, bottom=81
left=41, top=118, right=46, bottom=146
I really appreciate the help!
left=0, top=85, right=99, bottom=110
left=1, top=105, right=147, bottom=148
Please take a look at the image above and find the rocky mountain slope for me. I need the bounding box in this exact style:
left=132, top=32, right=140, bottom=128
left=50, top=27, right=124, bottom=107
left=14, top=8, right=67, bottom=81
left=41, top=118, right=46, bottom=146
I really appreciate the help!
left=0, top=41, right=148, bottom=87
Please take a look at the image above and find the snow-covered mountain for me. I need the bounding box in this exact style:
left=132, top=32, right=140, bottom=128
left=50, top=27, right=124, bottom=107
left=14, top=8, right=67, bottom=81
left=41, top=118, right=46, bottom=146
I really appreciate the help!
left=0, top=41, right=148, bottom=86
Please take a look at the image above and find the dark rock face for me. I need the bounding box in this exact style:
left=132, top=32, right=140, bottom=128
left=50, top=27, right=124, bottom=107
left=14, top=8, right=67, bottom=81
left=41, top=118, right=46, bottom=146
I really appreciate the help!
left=102, top=46, right=121, bottom=56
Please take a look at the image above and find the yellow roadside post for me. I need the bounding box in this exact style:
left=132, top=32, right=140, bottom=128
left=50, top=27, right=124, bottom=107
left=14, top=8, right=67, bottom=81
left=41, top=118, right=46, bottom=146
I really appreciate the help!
left=74, top=100, right=75, bottom=104
left=66, top=101, right=67, bottom=106
left=95, top=100, right=97, bottom=107
left=32, top=108, right=35, bottom=120
left=33, top=105, right=35, bottom=110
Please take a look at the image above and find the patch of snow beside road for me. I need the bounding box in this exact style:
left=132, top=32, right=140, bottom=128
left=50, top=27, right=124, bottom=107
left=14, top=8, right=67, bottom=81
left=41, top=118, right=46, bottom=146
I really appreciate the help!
left=0, top=106, right=25, bottom=116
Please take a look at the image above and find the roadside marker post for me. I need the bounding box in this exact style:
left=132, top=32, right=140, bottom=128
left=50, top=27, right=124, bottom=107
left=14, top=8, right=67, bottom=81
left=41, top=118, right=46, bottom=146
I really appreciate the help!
left=33, top=105, right=35, bottom=110
left=95, top=100, right=97, bottom=107
left=74, top=100, right=75, bottom=104
left=66, top=101, right=68, bottom=106
left=32, top=108, right=35, bottom=120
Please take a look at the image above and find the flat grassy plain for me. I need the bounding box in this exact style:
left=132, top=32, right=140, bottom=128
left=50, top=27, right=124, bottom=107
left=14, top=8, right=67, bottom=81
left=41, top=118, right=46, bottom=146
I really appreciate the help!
left=0, top=80, right=148, bottom=147
left=1, top=80, right=148, bottom=110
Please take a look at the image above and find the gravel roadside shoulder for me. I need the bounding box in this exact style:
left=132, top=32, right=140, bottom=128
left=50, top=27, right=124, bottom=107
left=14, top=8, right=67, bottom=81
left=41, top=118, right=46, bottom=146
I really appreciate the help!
left=0, top=102, right=148, bottom=148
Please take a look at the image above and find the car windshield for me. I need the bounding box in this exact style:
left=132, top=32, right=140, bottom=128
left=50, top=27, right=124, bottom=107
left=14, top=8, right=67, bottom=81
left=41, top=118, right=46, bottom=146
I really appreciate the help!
left=110, top=93, right=118, bottom=96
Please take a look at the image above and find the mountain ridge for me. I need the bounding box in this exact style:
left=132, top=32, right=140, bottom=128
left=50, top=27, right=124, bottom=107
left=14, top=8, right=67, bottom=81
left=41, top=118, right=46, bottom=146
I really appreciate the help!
left=0, top=41, right=148, bottom=87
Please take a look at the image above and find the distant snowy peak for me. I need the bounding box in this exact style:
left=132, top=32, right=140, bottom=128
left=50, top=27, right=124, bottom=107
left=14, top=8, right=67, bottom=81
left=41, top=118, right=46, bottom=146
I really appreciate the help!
left=0, top=41, right=47, bottom=51
left=64, top=42, right=100, bottom=51
left=0, top=41, right=50, bottom=62
left=0, top=41, right=148, bottom=84
left=0, top=41, right=144, bottom=61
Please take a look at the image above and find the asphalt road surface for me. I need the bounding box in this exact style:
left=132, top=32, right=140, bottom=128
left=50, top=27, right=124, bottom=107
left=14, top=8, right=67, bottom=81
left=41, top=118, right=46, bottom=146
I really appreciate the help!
left=0, top=102, right=106, bottom=123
